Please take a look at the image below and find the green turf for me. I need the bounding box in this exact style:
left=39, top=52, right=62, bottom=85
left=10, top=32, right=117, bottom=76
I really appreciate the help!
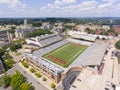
left=43, top=42, right=88, bottom=68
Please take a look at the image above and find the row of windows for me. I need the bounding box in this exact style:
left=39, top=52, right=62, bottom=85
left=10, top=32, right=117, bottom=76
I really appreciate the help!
left=28, top=60, right=55, bottom=80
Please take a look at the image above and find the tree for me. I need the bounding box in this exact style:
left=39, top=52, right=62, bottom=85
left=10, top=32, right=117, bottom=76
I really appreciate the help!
left=35, top=72, right=42, bottom=78
left=29, top=68, right=35, bottom=73
left=85, top=27, right=90, bottom=32
left=21, top=60, right=29, bottom=68
left=10, top=71, right=25, bottom=88
left=42, top=77, right=47, bottom=81
left=115, top=32, right=119, bottom=37
left=20, top=82, right=31, bottom=90
left=51, top=83, right=56, bottom=88
left=10, top=45, right=16, bottom=51
left=3, top=75, right=11, bottom=87
left=104, top=31, right=108, bottom=35
left=0, top=48, right=5, bottom=57
left=96, top=36, right=100, bottom=39
left=10, top=44, right=22, bottom=51
left=27, top=29, right=52, bottom=37
left=3, top=52, right=12, bottom=60
left=102, top=37, right=106, bottom=40
left=5, top=59, right=14, bottom=69
left=9, top=26, right=16, bottom=33
left=115, top=40, right=120, bottom=49
left=12, top=85, right=21, bottom=90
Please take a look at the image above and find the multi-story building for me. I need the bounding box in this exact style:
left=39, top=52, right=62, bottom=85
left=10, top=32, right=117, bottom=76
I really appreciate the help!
left=24, top=34, right=108, bottom=84
left=0, top=30, right=12, bottom=43
left=15, top=28, right=37, bottom=39
left=0, top=59, right=5, bottom=73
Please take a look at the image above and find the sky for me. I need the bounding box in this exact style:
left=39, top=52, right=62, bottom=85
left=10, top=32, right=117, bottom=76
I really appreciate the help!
left=0, top=0, right=120, bottom=17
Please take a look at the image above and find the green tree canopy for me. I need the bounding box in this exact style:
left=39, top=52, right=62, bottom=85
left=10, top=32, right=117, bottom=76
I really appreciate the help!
left=27, top=29, right=52, bottom=37
left=5, top=59, right=14, bottom=69
left=0, top=48, right=5, bottom=57
left=20, top=82, right=31, bottom=90
left=3, top=75, right=11, bottom=87
left=115, top=40, right=120, bottom=49
left=10, top=71, right=25, bottom=88
left=10, top=44, right=22, bottom=51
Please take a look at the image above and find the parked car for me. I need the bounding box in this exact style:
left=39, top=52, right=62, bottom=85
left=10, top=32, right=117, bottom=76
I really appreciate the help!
left=105, top=81, right=111, bottom=90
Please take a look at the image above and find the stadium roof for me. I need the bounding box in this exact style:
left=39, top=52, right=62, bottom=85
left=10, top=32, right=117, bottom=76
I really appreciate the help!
left=70, top=42, right=108, bottom=66
left=72, top=34, right=97, bottom=41
left=38, top=34, right=57, bottom=40
left=25, top=38, right=108, bottom=74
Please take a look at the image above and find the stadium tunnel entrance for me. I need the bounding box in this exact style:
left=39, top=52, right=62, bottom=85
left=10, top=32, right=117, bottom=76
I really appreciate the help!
left=62, top=67, right=82, bottom=90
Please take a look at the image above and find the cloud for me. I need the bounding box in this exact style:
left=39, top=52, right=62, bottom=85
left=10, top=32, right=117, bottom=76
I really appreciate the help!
left=0, top=0, right=26, bottom=9
left=40, top=0, right=120, bottom=17
left=98, top=3, right=112, bottom=9
left=0, top=0, right=120, bottom=17
left=102, top=0, right=117, bottom=3
left=44, top=0, right=76, bottom=9
left=62, top=0, right=76, bottom=4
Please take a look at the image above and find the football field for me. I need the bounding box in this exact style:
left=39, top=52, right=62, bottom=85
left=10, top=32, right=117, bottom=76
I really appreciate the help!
left=43, top=42, right=88, bottom=68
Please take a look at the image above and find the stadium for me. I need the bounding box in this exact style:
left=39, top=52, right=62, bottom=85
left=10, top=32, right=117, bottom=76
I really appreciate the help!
left=43, top=42, right=88, bottom=68
left=25, top=33, right=108, bottom=84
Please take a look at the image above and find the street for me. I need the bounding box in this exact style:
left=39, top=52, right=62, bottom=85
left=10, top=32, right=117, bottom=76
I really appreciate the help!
left=0, top=51, right=49, bottom=90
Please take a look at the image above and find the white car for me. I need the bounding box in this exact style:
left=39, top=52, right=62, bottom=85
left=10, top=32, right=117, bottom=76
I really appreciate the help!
left=105, top=81, right=111, bottom=90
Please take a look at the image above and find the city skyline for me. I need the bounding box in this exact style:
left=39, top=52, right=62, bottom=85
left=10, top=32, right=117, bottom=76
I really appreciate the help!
left=0, top=0, right=120, bottom=17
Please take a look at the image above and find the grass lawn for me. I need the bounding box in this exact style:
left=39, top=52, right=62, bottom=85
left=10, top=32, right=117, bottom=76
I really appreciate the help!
left=15, top=53, right=21, bottom=56
left=14, top=39, right=25, bottom=44
left=43, top=42, right=88, bottom=68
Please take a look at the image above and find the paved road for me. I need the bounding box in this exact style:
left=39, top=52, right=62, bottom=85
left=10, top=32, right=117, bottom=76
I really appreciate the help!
left=8, top=51, right=49, bottom=90
left=0, top=63, right=48, bottom=90
left=62, top=71, right=80, bottom=90
left=93, top=45, right=114, bottom=90
left=14, top=63, right=49, bottom=90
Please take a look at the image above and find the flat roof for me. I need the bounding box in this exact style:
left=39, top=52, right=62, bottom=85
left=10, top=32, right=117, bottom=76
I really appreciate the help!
left=71, top=42, right=108, bottom=66
left=72, top=34, right=97, bottom=41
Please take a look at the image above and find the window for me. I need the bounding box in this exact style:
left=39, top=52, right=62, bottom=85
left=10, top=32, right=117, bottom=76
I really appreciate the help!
left=51, top=75, right=55, bottom=79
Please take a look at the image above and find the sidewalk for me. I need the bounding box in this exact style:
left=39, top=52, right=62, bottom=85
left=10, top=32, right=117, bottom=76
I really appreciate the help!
left=19, top=63, right=55, bottom=90
left=112, top=57, right=119, bottom=85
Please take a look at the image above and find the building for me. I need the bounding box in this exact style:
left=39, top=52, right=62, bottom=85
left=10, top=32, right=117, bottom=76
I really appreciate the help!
left=114, top=25, right=120, bottom=34
left=24, top=19, right=28, bottom=26
left=24, top=34, right=108, bottom=84
left=0, top=59, right=5, bottom=73
left=0, top=30, right=13, bottom=43
left=41, top=22, right=51, bottom=30
left=15, top=28, right=37, bottom=39
left=26, top=34, right=63, bottom=47
left=68, top=30, right=108, bottom=41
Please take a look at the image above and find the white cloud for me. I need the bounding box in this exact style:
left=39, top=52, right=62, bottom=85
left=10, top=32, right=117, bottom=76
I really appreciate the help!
left=0, top=0, right=26, bottom=9
left=80, top=0, right=98, bottom=7
left=40, top=0, right=120, bottom=17
left=44, top=0, right=76, bottom=9
left=62, top=0, right=76, bottom=4
left=98, top=3, right=112, bottom=9
left=102, top=0, right=117, bottom=3
left=0, top=0, right=120, bottom=17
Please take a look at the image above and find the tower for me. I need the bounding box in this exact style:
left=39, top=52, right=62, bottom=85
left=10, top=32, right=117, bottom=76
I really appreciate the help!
left=24, top=19, right=28, bottom=26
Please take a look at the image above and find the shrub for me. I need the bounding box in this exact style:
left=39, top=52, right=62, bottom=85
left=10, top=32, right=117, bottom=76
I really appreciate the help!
left=96, top=36, right=99, bottom=39
left=29, top=68, right=35, bottom=73
left=51, top=83, right=56, bottom=88
left=102, top=37, right=106, bottom=40
left=5, top=59, right=14, bottom=69
left=21, top=60, right=29, bottom=68
left=42, top=77, right=47, bottom=81
left=35, top=72, right=42, bottom=78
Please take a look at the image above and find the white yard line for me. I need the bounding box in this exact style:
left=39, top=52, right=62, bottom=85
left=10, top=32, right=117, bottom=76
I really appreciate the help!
left=66, top=47, right=86, bottom=64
